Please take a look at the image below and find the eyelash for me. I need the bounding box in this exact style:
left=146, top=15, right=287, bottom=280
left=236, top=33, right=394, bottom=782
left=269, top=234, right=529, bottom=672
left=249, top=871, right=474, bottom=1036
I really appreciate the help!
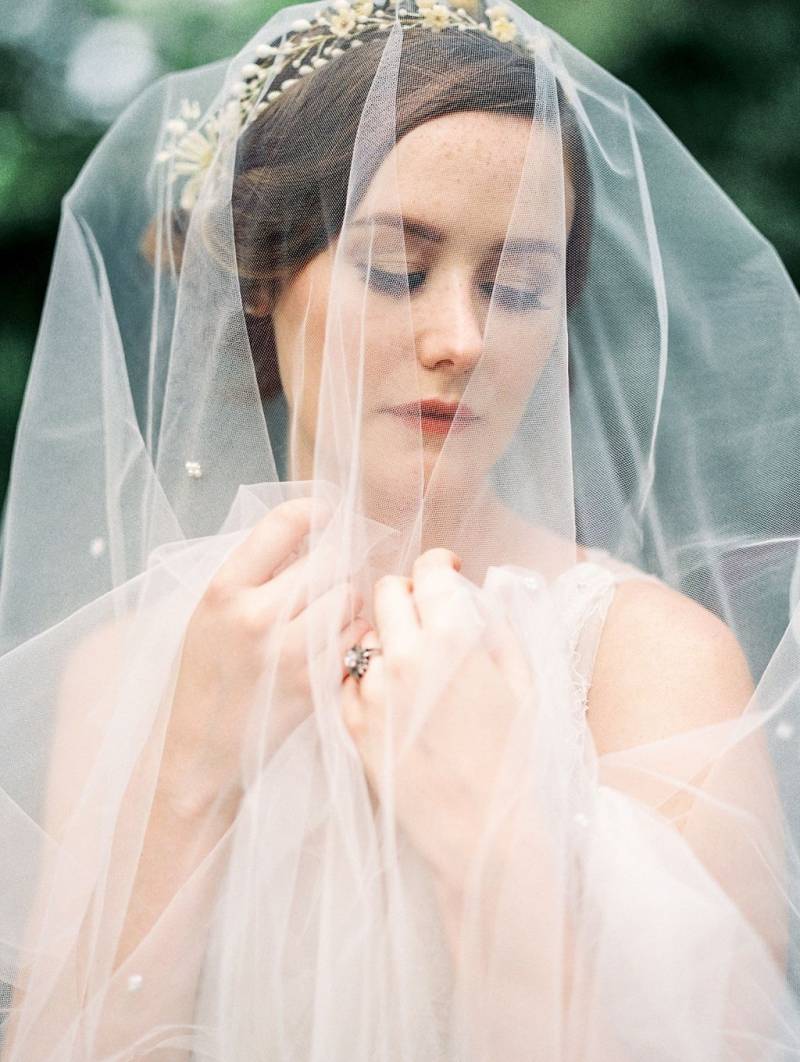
left=356, top=265, right=547, bottom=313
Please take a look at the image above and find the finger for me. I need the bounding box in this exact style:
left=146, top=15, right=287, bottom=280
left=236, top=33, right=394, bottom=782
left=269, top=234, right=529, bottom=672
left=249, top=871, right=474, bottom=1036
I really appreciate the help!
left=283, top=581, right=364, bottom=651
left=340, top=623, right=388, bottom=704
left=216, top=496, right=332, bottom=589
left=415, top=547, right=462, bottom=573
left=340, top=622, right=376, bottom=736
left=373, top=575, right=419, bottom=656
left=340, top=672, right=366, bottom=740
left=485, top=615, right=533, bottom=701
left=358, top=627, right=381, bottom=651
left=411, top=548, right=465, bottom=629
left=255, top=544, right=346, bottom=622
left=340, top=626, right=381, bottom=688
left=338, top=616, right=373, bottom=679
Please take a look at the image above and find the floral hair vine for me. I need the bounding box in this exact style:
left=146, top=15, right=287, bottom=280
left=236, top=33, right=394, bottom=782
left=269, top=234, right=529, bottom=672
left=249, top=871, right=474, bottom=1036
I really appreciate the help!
left=156, top=0, right=570, bottom=212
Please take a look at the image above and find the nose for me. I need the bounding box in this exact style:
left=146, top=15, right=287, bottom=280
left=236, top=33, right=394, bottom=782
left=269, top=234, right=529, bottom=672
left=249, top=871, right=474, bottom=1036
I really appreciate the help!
left=415, top=267, right=484, bottom=373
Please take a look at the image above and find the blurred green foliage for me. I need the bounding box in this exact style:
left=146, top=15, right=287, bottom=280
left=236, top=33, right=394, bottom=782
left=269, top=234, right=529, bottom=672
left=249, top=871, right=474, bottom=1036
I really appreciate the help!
left=1, top=0, right=798, bottom=504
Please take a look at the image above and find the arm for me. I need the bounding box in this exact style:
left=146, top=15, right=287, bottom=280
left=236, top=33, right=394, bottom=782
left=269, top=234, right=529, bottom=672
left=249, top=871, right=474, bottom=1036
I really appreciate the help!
left=589, top=578, right=788, bottom=972
left=433, top=578, right=788, bottom=1061
left=5, top=497, right=365, bottom=1061
left=4, top=618, right=236, bottom=1062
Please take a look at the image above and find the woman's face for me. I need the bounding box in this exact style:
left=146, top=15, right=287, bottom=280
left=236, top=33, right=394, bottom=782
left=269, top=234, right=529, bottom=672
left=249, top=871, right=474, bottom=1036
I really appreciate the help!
left=271, top=111, right=575, bottom=504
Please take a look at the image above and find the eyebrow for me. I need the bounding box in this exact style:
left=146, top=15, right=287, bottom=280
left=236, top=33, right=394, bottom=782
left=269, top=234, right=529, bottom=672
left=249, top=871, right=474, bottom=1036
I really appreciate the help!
left=347, top=212, right=561, bottom=259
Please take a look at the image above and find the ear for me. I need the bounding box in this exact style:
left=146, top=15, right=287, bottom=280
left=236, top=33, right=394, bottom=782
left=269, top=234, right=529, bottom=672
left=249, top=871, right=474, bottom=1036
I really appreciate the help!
left=243, top=284, right=274, bottom=317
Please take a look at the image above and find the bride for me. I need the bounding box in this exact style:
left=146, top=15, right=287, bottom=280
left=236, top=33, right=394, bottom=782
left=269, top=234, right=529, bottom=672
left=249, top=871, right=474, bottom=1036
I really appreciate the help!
left=2, top=0, right=800, bottom=1058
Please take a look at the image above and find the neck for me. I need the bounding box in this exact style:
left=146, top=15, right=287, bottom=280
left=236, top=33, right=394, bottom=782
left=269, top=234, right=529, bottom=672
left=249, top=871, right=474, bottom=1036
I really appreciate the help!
left=287, top=440, right=570, bottom=582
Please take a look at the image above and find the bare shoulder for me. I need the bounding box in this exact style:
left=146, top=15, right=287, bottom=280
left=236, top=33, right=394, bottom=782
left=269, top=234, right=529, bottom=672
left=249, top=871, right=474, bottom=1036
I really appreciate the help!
left=586, top=576, right=755, bottom=757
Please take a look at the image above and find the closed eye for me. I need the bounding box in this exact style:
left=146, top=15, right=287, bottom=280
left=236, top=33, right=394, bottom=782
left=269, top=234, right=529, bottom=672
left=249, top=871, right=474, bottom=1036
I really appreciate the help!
left=356, top=265, right=547, bottom=313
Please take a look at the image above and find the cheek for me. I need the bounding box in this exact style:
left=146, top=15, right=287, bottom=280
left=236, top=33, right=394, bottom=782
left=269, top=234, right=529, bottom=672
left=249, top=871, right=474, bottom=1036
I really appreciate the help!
left=339, top=274, right=414, bottom=387
left=276, top=258, right=403, bottom=411
left=491, top=310, right=561, bottom=399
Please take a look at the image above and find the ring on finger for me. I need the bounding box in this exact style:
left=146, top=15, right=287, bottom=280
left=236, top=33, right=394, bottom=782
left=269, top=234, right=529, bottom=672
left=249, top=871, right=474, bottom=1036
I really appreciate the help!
left=344, top=643, right=382, bottom=681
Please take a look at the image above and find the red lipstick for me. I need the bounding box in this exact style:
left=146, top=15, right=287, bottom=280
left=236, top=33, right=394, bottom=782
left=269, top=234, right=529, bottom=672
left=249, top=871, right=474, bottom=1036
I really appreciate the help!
left=386, top=398, right=480, bottom=435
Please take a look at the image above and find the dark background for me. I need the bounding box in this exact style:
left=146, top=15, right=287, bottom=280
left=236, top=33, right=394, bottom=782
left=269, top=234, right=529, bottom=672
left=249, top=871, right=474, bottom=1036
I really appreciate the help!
left=1, top=0, right=798, bottom=504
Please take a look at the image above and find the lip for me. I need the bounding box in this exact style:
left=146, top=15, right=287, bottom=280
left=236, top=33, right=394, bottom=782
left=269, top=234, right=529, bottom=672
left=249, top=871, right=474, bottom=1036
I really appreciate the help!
left=384, top=398, right=480, bottom=436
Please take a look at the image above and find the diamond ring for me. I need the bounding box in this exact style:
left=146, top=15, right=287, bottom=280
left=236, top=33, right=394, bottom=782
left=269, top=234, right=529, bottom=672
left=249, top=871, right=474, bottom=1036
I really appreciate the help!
left=344, top=644, right=382, bottom=681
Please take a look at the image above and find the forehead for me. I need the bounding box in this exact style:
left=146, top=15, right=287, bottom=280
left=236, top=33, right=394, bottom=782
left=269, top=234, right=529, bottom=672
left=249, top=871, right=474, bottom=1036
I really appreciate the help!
left=353, top=111, right=570, bottom=249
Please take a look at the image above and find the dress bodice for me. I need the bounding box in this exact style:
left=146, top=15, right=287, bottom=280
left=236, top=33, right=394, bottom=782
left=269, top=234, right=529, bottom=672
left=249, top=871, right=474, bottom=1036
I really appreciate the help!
left=550, top=547, right=662, bottom=718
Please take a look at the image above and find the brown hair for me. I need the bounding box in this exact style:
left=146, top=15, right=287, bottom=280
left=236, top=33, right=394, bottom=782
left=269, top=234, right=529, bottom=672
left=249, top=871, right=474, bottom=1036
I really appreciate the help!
left=148, top=24, right=594, bottom=400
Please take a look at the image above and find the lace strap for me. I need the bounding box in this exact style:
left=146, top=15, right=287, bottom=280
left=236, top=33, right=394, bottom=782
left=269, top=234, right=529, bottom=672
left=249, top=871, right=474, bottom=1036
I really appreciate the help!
left=553, top=549, right=661, bottom=712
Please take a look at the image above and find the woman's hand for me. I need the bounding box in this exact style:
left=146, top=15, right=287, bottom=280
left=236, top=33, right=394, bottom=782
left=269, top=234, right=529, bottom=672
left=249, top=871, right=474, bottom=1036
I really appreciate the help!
left=160, top=496, right=370, bottom=819
left=340, top=547, right=534, bottom=896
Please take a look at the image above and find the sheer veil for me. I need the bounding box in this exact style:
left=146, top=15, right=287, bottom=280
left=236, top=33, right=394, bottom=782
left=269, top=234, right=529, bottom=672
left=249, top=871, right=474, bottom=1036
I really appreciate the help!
left=1, top=0, right=800, bottom=1057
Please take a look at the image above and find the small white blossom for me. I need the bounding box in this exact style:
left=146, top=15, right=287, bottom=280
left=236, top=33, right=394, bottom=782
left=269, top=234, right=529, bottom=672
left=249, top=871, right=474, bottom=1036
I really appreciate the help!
left=485, top=3, right=509, bottom=17
left=267, top=90, right=282, bottom=101
left=179, top=99, right=201, bottom=121
left=229, top=80, right=247, bottom=97
left=179, top=176, right=203, bottom=211
left=241, top=62, right=262, bottom=79
left=421, top=4, right=452, bottom=30
left=291, top=17, right=313, bottom=30
left=281, top=77, right=299, bottom=88
left=311, top=56, right=328, bottom=67
left=255, top=43, right=279, bottom=57
left=185, top=460, right=203, bottom=479
left=298, top=64, right=314, bottom=74
left=165, top=117, right=187, bottom=136
left=329, top=8, right=357, bottom=34
left=173, top=128, right=217, bottom=170
left=526, top=31, right=551, bottom=57
left=488, top=15, right=516, bottom=42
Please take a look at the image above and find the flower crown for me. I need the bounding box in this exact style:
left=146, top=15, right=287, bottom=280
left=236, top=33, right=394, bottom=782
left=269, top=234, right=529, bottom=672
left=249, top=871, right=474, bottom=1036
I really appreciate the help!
left=157, top=0, right=567, bottom=211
